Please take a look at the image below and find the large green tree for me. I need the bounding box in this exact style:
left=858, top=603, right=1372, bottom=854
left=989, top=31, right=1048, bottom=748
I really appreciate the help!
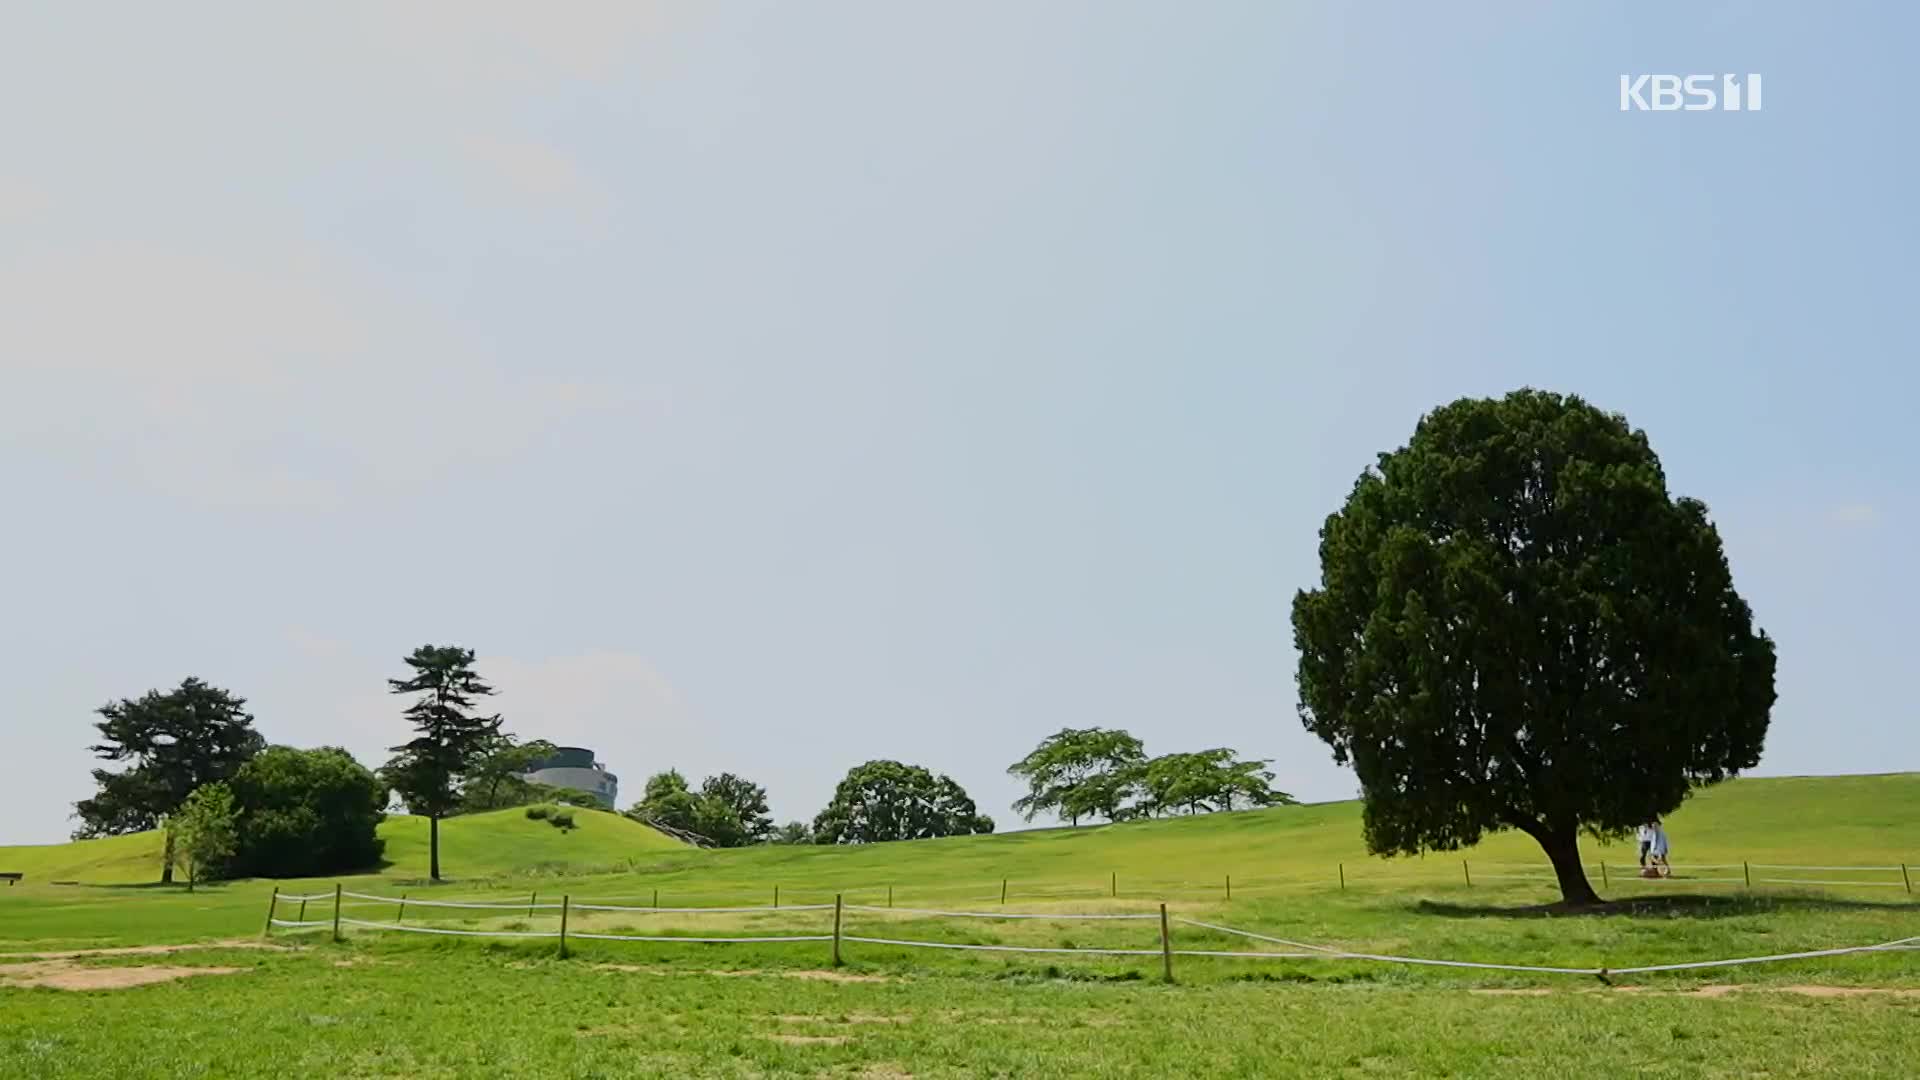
left=1292, top=390, right=1776, bottom=904
left=228, top=746, right=387, bottom=878
left=628, top=770, right=751, bottom=847
left=1007, top=727, right=1147, bottom=825
left=1137, top=749, right=1291, bottom=816
left=699, top=773, right=774, bottom=845
left=457, top=736, right=558, bottom=813
left=379, top=645, right=503, bottom=881
left=812, top=760, right=994, bottom=844
left=75, top=677, right=264, bottom=882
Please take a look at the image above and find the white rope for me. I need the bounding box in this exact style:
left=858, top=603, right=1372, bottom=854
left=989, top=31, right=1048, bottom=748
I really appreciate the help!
left=570, top=902, right=833, bottom=915
left=341, top=891, right=564, bottom=911
left=268, top=919, right=331, bottom=928
left=842, top=935, right=1164, bottom=957
left=1607, top=936, right=1920, bottom=975
left=338, top=917, right=559, bottom=938
left=845, top=905, right=1158, bottom=921
left=1748, top=865, right=1905, bottom=872
left=1753, top=879, right=1906, bottom=888
left=570, top=932, right=833, bottom=944
left=1173, top=918, right=1345, bottom=955
left=1173, top=949, right=1320, bottom=959
left=274, top=892, right=336, bottom=903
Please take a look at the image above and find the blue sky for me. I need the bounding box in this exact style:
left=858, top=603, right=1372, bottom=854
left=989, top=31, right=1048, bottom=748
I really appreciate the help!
left=2, top=3, right=1914, bottom=844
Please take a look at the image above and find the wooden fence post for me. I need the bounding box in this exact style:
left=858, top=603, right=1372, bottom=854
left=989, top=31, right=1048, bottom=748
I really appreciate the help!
left=1159, top=903, right=1174, bottom=983
left=559, top=895, right=571, bottom=958
left=1338, top=863, right=1345, bottom=891
left=529, top=891, right=538, bottom=918
left=832, top=894, right=844, bottom=967
left=887, top=885, right=893, bottom=909
left=1225, top=874, right=1231, bottom=902
left=1902, top=864, right=1912, bottom=894
left=1001, top=879, right=1007, bottom=905
left=1462, top=860, right=1472, bottom=887
left=262, top=887, right=279, bottom=937
left=1111, top=871, right=1116, bottom=898
left=331, top=883, right=343, bottom=943
left=774, top=885, right=780, bottom=909
left=652, top=888, right=659, bottom=909
left=396, top=892, right=407, bottom=923
left=1743, top=862, right=1752, bottom=889
left=1600, top=863, right=1609, bottom=889
left=297, top=896, right=308, bottom=923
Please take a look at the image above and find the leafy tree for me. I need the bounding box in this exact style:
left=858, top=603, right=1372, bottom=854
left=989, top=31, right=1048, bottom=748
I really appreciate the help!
left=75, top=677, right=264, bottom=882
left=773, top=820, right=813, bottom=845
left=1137, top=750, right=1292, bottom=816
left=699, top=773, right=774, bottom=844
left=227, top=746, right=387, bottom=878
left=1292, top=390, right=1776, bottom=904
left=812, top=760, right=994, bottom=844
left=457, top=736, right=559, bottom=813
left=629, top=770, right=748, bottom=847
left=641, top=770, right=689, bottom=804
left=1007, top=728, right=1146, bottom=825
left=379, top=645, right=503, bottom=881
left=168, top=782, right=237, bottom=892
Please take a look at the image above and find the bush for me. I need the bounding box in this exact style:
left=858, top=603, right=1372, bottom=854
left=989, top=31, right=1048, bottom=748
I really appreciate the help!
left=550, top=809, right=575, bottom=830
left=524, top=804, right=553, bottom=820
left=227, top=746, right=386, bottom=879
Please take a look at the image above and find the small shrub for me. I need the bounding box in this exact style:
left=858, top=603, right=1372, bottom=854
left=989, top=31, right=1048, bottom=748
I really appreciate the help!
left=525, top=804, right=553, bottom=821
left=550, top=809, right=576, bottom=830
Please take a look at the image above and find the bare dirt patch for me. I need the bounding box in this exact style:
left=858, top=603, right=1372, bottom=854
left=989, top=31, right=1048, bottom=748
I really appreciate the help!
left=854, top=1065, right=914, bottom=1079
left=1, top=939, right=289, bottom=962
left=1470, top=983, right=1920, bottom=1000
left=0, top=960, right=245, bottom=992
left=594, top=964, right=894, bottom=984
left=775, top=1013, right=911, bottom=1025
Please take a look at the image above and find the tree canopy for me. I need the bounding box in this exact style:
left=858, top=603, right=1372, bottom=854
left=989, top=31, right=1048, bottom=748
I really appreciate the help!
left=1007, top=727, right=1146, bottom=825
left=1137, top=750, right=1290, bottom=816
left=457, top=736, right=559, bottom=813
left=75, top=677, right=264, bottom=882
left=700, top=773, right=774, bottom=845
left=812, top=760, right=994, bottom=844
left=628, top=770, right=750, bottom=847
left=227, top=746, right=387, bottom=879
left=168, top=781, right=237, bottom=892
left=379, top=645, right=503, bottom=880
left=1291, top=390, right=1776, bottom=904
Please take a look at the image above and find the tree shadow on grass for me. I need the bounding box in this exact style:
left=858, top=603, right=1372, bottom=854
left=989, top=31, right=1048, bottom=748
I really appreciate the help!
left=1412, top=893, right=1919, bottom=921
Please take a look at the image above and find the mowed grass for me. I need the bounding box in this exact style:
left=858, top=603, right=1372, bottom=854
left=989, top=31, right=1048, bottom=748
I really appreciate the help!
left=5, top=774, right=1920, bottom=1076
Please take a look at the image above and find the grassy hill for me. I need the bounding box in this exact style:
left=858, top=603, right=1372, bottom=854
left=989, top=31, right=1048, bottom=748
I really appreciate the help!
left=0, top=806, right=685, bottom=886
left=4, top=773, right=1916, bottom=897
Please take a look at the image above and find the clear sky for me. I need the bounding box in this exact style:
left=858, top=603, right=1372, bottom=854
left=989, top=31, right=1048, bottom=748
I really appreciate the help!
left=3, top=3, right=1915, bottom=844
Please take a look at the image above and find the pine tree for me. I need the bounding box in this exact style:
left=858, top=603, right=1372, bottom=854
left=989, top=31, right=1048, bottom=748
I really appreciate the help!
left=379, top=645, right=503, bottom=881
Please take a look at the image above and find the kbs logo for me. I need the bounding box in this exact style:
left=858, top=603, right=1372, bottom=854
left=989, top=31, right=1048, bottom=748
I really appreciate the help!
left=1619, top=74, right=1762, bottom=112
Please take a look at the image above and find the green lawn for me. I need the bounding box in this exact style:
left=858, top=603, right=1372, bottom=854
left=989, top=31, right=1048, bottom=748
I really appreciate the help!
left=4, top=774, right=1919, bottom=1076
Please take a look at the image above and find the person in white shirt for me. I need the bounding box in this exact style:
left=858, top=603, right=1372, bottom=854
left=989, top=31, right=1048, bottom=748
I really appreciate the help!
left=1637, top=822, right=1655, bottom=867
left=1648, top=822, right=1671, bottom=877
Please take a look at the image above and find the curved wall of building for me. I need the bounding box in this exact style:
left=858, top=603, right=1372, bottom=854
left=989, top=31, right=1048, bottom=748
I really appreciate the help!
left=522, top=746, right=619, bottom=808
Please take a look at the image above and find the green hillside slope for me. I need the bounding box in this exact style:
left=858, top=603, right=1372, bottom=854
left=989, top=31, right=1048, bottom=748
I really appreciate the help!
left=565, top=772, right=1920, bottom=904
left=0, top=807, right=685, bottom=886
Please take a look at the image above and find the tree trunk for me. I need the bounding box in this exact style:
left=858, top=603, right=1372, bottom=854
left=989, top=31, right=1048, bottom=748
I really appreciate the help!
left=1536, top=825, right=1600, bottom=906
left=160, top=830, right=175, bottom=884
left=430, top=815, right=441, bottom=881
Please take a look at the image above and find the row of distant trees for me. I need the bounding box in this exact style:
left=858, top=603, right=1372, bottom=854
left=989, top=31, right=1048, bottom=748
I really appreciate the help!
left=627, top=759, right=995, bottom=847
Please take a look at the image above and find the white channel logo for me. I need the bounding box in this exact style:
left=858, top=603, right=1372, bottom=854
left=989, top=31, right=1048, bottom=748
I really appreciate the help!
left=1620, top=74, right=1762, bottom=112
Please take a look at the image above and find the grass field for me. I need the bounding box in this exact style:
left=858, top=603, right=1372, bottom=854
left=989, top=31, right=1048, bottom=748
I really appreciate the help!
left=5, top=774, right=1919, bottom=1076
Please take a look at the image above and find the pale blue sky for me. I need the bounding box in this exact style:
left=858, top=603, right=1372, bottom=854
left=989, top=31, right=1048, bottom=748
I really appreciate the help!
left=2, top=3, right=1914, bottom=844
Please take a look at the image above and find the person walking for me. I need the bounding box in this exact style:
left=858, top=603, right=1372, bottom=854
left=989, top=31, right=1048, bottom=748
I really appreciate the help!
left=1648, top=821, right=1671, bottom=878
left=1637, top=821, right=1655, bottom=868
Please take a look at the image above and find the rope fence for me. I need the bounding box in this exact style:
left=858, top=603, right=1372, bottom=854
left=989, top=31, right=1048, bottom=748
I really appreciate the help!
left=261, top=887, right=1918, bottom=984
